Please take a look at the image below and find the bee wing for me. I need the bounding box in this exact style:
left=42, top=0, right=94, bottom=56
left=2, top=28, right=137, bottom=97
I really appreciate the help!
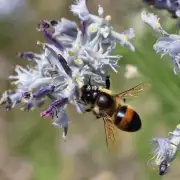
left=103, top=116, right=118, bottom=152
left=114, top=83, right=151, bottom=99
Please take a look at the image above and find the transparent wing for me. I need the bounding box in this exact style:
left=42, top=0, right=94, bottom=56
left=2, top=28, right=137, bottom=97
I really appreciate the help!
left=103, top=116, right=118, bottom=152
left=114, top=83, right=151, bottom=99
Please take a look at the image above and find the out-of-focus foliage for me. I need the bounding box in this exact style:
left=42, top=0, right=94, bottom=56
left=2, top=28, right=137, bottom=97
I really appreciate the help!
left=0, top=0, right=180, bottom=180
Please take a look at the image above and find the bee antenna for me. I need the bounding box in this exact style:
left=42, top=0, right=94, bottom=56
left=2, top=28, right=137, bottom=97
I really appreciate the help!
left=88, top=76, right=92, bottom=86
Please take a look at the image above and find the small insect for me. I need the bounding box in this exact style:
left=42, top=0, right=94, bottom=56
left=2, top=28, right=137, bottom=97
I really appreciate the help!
left=23, top=92, right=32, bottom=99
left=148, top=124, right=180, bottom=175
left=78, top=76, right=151, bottom=150
left=159, top=160, right=168, bottom=175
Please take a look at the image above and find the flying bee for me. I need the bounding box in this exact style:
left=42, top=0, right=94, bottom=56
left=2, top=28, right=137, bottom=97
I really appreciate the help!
left=78, top=76, right=151, bottom=150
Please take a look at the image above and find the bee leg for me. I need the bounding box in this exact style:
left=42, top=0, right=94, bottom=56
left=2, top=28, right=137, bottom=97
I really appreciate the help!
left=105, top=76, right=110, bottom=89
left=96, top=116, right=101, bottom=119
left=85, top=105, right=93, bottom=112
left=123, top=98, right=126, bottom=102
left=171, top=14, right=178, bottom=19
left=85, top=108, right=91, bottom=112
left=62, top=126, right=68, bottom=141
left=77, top=99, right=87, bottom=106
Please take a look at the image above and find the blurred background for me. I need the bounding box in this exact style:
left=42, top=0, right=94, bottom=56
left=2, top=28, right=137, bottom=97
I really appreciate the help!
left=0, top=0, right=180, bottom=179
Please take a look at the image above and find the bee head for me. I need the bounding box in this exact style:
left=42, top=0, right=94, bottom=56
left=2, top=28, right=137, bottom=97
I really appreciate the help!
left=81, top=84, right=93, bottom=103
left=80, top=77, right=99, bottom=104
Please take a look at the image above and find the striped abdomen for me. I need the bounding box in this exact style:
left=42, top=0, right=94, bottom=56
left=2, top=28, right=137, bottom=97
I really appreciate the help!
left=114, top=105, right=141, bottom=132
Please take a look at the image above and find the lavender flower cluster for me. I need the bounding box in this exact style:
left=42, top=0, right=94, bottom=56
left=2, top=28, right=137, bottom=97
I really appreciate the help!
left=0, top=0, right=135, bottom=140
left=141, top=11, right=180, bottom=74
left=148, top=124, right=180, bottom=175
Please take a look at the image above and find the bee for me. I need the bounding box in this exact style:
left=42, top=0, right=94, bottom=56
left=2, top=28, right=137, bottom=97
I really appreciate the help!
left=78, top=76, right=151, bottom=150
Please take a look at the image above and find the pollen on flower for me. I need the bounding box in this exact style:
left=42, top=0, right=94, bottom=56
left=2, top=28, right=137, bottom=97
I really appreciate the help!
left=89, top=25, right=97, bottom=32
left=68, top=50, right=74, bottom=56
left=124, top=64, right=138, bottom=79
left=74, top=58, right=82, bottom=64
left=124, top=35, right=128, bottom=41
left=97, top=18, right=102, bottom=24
left=36, top=41, right=41, bottom=45
left=30, top=107, right=35, bottom=111
left=105, top=15, right=111, bottom=21
left=67, top=84, right=74, bottom=91
left=20, top=107, right=25, bottom=111
left=8, top=89, right=12, bottom=93
left=76, top=78, right=83, bottom=87
left=75, top=44, right=81, bottom=50
left=72, top=74, right=76, bottom=79
left=176, top=124, right=180, bottom=129
left=28, top=88, right=33, bottom=92
left=10, top=82, right=17, bottom=85
left=156, top=23, right=160, bottom=29
left=21, top=100, right=26, bottom=104
left=15, top=65, right=21, bottom=68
